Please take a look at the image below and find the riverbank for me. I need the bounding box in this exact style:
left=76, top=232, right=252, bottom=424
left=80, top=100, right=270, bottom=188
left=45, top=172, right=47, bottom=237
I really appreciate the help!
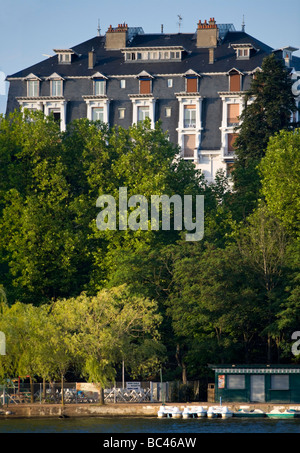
left=1, top=402, right=300, bottom=419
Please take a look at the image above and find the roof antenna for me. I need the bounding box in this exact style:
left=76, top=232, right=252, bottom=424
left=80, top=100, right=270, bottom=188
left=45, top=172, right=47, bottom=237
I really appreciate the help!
left=97, top=19, right=101, bottom=36
left=241, top=15, right=245, bottom=32
left=177, top=15, right=182, bottom=33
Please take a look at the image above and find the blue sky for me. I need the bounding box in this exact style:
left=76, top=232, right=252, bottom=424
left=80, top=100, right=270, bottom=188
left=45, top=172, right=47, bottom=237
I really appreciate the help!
left=0, top=0, right=299, bottom=113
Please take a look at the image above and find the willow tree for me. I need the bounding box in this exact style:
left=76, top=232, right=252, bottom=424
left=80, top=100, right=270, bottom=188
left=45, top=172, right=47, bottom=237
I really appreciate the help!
left=51, top=285, right=165, bottom=404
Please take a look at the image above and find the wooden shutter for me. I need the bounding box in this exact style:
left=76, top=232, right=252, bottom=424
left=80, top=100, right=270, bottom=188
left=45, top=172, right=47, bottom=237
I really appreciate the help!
left=140, top=79, right=151, bottom=94
left=228, top=133, right=238, bottom=152
left=229, top=73, right=241, bottom=91
left=186, top=77, right=198, bottom=93
left=227, top=104, right=240, bottom=125
left=183, top=134, right=195, bottom=157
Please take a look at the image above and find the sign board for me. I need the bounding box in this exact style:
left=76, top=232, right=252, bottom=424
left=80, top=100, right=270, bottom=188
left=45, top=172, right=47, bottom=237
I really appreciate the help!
left=218, top=375, right=225, bottom=389
left=76, top=383, right=100, bottom=394
left=126, top=382, right=141, bottom=391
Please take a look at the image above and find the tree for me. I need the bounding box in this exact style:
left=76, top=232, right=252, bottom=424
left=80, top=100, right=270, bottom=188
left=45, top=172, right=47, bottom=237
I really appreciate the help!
left=232, top=54, right=297, bottom=219
left=237, top=204, right=288, bottom=362
left=259, top=128, right=300, bottom=238
left=51, top=285, right=165, bottom=403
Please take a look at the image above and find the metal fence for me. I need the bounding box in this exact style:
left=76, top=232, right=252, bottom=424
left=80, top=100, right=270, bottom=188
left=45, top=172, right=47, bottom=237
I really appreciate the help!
left=0, top=380, right=205, bottom=405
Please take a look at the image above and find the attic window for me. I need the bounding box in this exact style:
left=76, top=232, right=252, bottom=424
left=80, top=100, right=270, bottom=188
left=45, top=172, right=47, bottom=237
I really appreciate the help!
left=59, top=54, right=71, bottom=63
left=54, top=49, right=75, bottom=64
left=238, top=48, right=249, bottom=58
left=123, top=47, right=183, bottom=62
left=231, top=44, right=254, bottom=60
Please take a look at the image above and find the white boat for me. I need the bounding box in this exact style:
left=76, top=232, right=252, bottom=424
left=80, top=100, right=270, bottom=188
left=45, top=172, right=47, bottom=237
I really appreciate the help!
left=157, top=406, right=167, bottom=418
left=207, top=406, right=233, bottom=418
left=182, top=406, right=207, bottom=418
left=157, top=406, right=182, bottom=418
left=197, top=406, right=207, bottom=418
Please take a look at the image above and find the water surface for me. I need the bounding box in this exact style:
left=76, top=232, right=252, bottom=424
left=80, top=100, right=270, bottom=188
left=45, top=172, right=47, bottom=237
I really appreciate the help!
left=1, top=417, right=300, bottom=433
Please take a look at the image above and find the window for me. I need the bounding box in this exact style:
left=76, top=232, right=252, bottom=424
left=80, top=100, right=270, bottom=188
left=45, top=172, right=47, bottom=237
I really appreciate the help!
left=186, top=77, right=198, bottom=93
left=183, top=134, right=195, bottom=158
left=58, top=53, right=71, bottom=64
left=118, top=108, right=125, bottom=119
left=184, top=105, right=196, bottom=128
left=120, top=79, right=126, bottom=89
left=51, top=80, right=62, bottom=96
left=237, top=48, right=249, bottom=59
left=94, top=80, right=105, bottom=95
left=167, top=79, right=173, bottom=88
left=227, top=104, right=240, bottom=125
left=227, top=375, right=245, bottom=389
left=271, top=375, right=289, bottom=390
left=229, top=72, right=241, bottom=91
left=49, top=109, right=61, bottom=123
left=165, top=107, right=172, bottom=117
left=139, top=79, right=151, bottom=94
left=27, top=80, right=39, bottom=97
left=92, top=107, right=104, bottom=122
left=228, top=133, right=238, bottom=153
left=137, top=106, right=150, bottom=122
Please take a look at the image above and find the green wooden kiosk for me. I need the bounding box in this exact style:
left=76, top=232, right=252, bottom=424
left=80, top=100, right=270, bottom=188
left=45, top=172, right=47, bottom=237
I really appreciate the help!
left=209, top=365, right=300, bottom=403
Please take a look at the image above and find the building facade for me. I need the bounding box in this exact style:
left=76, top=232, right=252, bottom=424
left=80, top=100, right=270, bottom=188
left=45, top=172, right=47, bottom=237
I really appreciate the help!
left=6, top=19, right=300, bottom=182
left=210, top=364, right=300, bottom=404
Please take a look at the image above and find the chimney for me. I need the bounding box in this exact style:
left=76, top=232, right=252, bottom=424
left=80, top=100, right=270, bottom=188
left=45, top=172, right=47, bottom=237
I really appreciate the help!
left=209, top=47, right=214, bottom=64
left=161, top=24, right=164, bottom=34
left=88, top=48, right=96, bottom=69
left=105, top=23, right=128, bottom=50
left=196, top=18, right=218, bottom=48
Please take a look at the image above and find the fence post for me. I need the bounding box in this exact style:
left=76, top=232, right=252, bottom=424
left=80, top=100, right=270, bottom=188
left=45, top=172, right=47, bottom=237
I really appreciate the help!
left=150, top=382, right=153, bottom=402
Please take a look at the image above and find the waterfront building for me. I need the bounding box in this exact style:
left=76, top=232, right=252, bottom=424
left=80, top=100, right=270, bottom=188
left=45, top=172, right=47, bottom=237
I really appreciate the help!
left=5, top=19, right=300, bottom=182
left=209, top=364, right=300, bottom=403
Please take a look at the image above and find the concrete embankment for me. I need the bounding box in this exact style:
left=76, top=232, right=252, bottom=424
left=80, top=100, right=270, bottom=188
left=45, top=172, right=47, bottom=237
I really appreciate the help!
left=1, top=402, right=299, bottom=419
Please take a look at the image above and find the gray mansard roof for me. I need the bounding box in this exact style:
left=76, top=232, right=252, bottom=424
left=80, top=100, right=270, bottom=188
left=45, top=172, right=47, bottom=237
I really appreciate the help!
left=9, top=29, right=299, bottom=80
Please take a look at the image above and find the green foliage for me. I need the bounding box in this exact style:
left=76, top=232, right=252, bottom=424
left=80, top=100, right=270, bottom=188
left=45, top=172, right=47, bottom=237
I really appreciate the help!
left=0, top=104, right=299, bottom=385
left=232, top=54, right=297, bottom=219
left=259, top=129, right=300, bottom=237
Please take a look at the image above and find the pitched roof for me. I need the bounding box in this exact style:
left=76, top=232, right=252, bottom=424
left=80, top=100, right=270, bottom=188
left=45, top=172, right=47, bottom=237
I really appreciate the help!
left=8, top=30, right=300, bottom=79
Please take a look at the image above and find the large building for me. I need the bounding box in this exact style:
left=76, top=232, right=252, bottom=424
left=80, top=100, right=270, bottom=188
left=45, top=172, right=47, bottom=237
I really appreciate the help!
left=5, top=19, right=300, bottom=182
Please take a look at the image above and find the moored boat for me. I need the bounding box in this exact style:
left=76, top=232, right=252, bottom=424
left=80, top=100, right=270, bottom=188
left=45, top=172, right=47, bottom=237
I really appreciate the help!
left=266, top=409, right=298, bottom=419
left=234, top=408, right=265, bottom=418
left=207, top=405, right=233, bottom=418
left=182, top=406, right=207, bottom=418
left=157, top=406, right=182, bottom=418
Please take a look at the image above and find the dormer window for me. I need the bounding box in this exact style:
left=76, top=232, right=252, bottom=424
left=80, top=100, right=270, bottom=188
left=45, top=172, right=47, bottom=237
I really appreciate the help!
left=122, top=47, right=184, bottom=62
left=46, top=73, right=64, bottom=97
left=24, top=74, right=41, bottom=97
left=28, top=80, right=39, bottom=97
left=231, top=44, right=255, bottom=60
left=183, top=70, right=201, bottom=93
left=238, top=48, right=249, bottom=58
left=51, top=79, right=62, bottom=96
left=94, top=79, right=106, bottom=95
left=59, top=54, right=71, bottom=63
left=140, top=78, right=151, bottom=94
left=91, top=72, right=108, bottom=96
left=54, top=49, right=76, bottom=64
left=228, top=69, right=243, bottom=92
